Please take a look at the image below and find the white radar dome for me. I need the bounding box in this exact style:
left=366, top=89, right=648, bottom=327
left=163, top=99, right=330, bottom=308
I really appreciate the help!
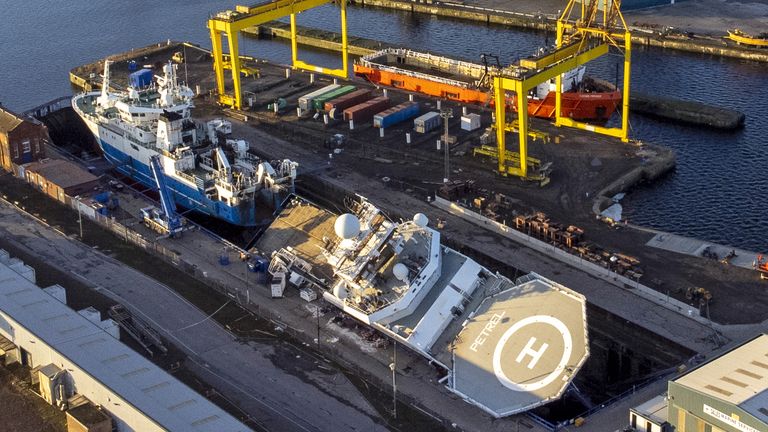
left=393, top=263, right=409, bottom=282
left=413, top=213, right=429, bottom=228
left=334, top=214, right=361, bottom=240
left=332, top=283, right=349, bottom=300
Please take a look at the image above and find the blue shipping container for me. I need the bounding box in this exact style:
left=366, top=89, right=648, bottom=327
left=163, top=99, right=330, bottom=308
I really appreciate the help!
left=129, top=69, right=153, bottom=88
left=373, top=102, right=420, bottom=128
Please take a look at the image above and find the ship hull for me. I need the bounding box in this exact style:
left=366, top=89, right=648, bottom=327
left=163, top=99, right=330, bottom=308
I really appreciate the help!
left=76, top=109, right=260, bottom=227
left=354, top=63, right=621, bottom=121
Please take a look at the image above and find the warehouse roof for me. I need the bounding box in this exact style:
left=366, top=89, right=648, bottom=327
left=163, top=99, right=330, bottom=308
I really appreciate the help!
left=674, top=334, right=768, bottom=424
left=25, top=159, right=99, bottom=189
left=0, top=107, right=24, bottom=133
left=0, top=254, right=250, bottom=432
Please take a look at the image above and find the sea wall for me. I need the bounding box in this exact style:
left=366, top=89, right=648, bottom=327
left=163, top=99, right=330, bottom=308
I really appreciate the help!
left=592, top=143, right=676, bottom=215
left=350, top=0, right=768, bottom=63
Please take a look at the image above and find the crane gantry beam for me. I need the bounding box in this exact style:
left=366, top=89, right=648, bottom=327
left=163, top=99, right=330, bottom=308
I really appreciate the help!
left=208, top=0, right=349, bottom=109
left=490, top=0, right=631, bottom=181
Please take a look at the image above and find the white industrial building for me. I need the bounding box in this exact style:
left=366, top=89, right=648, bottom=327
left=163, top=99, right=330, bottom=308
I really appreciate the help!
left=0, top=250, right=251, bottom=432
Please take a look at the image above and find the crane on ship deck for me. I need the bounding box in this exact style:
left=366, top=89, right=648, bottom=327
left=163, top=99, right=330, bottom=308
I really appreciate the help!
left=141, top=155, right=184, bottom=237
left=486, top=0, right=632, bottom=183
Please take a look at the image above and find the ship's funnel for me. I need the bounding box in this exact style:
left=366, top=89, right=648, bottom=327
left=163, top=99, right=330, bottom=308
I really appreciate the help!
left=334, top=214, right=361, bottom=240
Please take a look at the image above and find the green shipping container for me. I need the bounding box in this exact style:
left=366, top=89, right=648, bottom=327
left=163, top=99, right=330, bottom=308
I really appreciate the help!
left=312, top=85, right=356, bottom=111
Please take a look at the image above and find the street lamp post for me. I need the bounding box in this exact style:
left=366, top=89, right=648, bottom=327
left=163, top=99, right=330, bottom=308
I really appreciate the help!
left=316, top=305, right=321, bottom=352
left=389, top=341, right=397, bottom=419
left=440, top=108, right=454, bottom=183
left=75, top=196, right=83, bottom=239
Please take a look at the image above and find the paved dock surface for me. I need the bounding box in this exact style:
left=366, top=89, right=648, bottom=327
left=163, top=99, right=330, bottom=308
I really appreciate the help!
left=231, top=122, right=733, bottom=354
left=0, top=199, right=388, bottom=432
left=457, top=0, right=768, bottom=35
left=646, top=232, right=759, bottom=270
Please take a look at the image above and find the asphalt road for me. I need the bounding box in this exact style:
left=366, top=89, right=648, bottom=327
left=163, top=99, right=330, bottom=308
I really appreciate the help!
left=0, top=200, right=389, bottom=432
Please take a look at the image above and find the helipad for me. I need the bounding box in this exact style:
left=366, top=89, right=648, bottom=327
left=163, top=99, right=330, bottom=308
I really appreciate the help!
left=450, top=276, right=589, bottom=417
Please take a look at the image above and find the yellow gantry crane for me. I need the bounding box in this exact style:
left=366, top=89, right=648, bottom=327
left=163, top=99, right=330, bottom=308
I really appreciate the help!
left=491, top=0, right=632, bottom=180
left=208, top=0, right=350, bottom=110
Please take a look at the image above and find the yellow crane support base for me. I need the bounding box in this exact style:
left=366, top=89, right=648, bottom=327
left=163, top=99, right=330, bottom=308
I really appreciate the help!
left=472, top=145, right=551, bottom=186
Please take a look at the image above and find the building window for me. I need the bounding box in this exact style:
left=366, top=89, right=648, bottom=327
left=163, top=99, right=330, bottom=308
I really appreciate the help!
left=13, top=145, right=18, bottom=159
left=34, top=139, right=40, bottom=154
left=22, top=140, right=31, bottom=153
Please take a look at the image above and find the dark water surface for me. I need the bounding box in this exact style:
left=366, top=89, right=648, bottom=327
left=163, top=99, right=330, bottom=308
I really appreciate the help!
left=1, top=1, right=765, bottom=251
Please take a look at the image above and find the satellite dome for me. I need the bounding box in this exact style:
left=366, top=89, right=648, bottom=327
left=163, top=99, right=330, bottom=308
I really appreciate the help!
left=332, top=283, right=349, bottom=300
left=413, top=213, right=429, bottom=228
left=334, top=214, right=361, bottom=240
left=393, top=263, right=409, bottom=282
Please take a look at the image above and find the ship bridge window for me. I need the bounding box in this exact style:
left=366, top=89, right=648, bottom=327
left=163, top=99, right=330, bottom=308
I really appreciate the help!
left=131, top=144, right=139, bottom=152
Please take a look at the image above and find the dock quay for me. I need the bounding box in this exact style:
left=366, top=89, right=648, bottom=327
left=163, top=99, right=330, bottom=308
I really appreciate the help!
left=37, top=38, right=768, bottom=430
left=349, top=0, right=768, bottom=63
left=630, top=92, right=745, bottom=129
left=251, top=23, right=747, bottom=130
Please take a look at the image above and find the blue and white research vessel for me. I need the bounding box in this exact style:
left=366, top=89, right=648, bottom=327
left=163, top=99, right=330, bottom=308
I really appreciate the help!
left=72, top=60, right=297, bottom=226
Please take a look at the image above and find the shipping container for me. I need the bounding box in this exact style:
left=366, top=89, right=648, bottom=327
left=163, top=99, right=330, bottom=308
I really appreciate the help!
left=413, top=111, right=441, bottom=133
left=373, top=102, right=420, bottom=128
left=298, top=84, right=340, bottom=112
left=311, top=85, right=356, bottom=111
left=461, top=113, right=482, bottom=131
left=325, top=89, right=373, bottom=119
left=343, top=97, right=390, bottom=122
left=129, top=69, right=153, bottom=88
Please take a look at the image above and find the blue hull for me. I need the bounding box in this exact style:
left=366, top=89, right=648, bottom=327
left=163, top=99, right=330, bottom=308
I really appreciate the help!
left=98, top=138, right=260, bottom=227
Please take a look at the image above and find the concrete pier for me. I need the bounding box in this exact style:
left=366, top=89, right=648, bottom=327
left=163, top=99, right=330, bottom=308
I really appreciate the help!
left=631, top=92, right=745, bottom=129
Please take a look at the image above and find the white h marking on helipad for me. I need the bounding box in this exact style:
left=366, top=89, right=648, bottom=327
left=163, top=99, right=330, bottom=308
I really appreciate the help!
left=516, top=337, right=549, bottom=369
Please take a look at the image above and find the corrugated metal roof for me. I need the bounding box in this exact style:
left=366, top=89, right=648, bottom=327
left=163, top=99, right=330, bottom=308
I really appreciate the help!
left=0, top=107, right=24, bottom=133
left=0, top=257, right=251, bottom=432
left=675, top=334, right=768, bottom=424
left=25, top=159, right=99, bottom=189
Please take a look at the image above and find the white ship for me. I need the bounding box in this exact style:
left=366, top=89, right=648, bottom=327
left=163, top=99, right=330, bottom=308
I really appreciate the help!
left=258, top=196, right=590, bottom=417
left=72, top=60, right=297, bottom=226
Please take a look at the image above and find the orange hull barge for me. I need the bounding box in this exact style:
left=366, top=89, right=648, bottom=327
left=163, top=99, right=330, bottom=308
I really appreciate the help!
left=354, top=48, right=621, bottom=121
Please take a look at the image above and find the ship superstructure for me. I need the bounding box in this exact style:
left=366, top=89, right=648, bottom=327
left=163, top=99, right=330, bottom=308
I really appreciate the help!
left=73, top=60, right=297, bottom=226
left=259, top=197, right=589, bottom=417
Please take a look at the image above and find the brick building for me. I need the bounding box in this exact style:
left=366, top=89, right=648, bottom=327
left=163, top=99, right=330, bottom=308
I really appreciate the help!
left=0, top=106, right=48, bottom=172
left=23, top=159, right=100, bottom=203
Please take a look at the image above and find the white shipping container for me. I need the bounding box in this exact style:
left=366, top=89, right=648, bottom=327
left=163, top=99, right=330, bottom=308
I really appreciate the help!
left=413, top=112, right=441, bottom=133
left=461, top=113, right=481, bottom=131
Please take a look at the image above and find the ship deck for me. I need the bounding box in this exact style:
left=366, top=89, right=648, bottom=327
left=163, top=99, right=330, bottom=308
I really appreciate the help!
left=447, top=277, right=589, bottom=416
left=253, top=197, right=337, bottom=282
left=361, top=51, right=482, bottom=85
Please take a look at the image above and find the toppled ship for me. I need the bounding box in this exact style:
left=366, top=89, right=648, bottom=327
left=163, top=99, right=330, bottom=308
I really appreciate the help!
left=72, top=60, right=298, bottom=226
left=354, top=48, right=621, bottom=121
left=258, top=196, right=589, bottom=417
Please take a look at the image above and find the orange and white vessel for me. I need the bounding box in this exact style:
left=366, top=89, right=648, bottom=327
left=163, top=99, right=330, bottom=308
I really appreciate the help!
left=354, top=48, right=621, bottom=122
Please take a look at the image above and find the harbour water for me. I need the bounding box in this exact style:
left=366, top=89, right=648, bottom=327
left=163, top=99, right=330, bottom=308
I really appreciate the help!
left=1, top=1, right=765, bottom=251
